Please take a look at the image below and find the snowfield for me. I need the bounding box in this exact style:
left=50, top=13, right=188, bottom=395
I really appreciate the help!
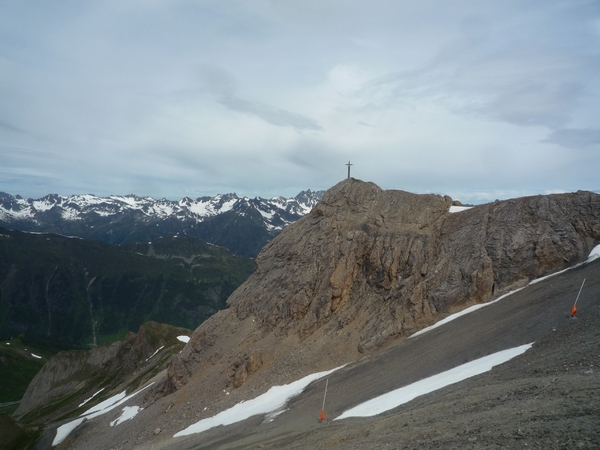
left=174, top=365, right=346, bottom=437
left=52, top=383, right=154, bottom=446
left=335, top=343, right=533, bottom=420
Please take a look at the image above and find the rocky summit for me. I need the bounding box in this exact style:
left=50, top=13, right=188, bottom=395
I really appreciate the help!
left=19, top=179, right=600, bottom=449
left=145, top=180, right=598, bottom=430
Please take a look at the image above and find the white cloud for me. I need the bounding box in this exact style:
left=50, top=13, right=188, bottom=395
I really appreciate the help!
left=0, top=0, right=599, bottom=201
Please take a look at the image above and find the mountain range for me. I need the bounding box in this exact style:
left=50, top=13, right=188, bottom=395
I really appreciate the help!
left=0, top=190, right=324, bottom=257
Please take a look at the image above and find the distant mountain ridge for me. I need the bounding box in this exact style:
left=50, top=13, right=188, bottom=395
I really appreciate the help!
left=0, top=190, right=323, bottom=257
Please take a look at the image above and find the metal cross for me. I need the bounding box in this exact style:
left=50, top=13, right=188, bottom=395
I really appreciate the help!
left=346, top=161, right=353, bottom=179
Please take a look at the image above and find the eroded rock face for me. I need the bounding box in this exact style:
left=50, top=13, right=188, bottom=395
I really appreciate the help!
left=16, top=321, right=191, bottom=422
left=15, top=342, right=122, bottom=419
left=161, top=179, right=600, bottom=394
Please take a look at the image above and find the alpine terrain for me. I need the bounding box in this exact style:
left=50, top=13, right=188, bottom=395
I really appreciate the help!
left=0, top=190, right=324, bottom=257
left=5, top=179, right=600, bottom=449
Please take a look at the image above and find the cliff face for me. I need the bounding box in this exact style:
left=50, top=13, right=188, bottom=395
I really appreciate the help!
left=228, top=180, right=453, bottom=349
left=157, top=179, right=600, bottom=400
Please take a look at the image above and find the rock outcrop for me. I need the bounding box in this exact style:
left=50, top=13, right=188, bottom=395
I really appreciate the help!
left=15, top=321, right=191, bottom=423
left=158, top=179, right=600, bottom=399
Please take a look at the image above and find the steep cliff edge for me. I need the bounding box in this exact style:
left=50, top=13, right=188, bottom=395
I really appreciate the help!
left=152, top=179, right=599, bottom=407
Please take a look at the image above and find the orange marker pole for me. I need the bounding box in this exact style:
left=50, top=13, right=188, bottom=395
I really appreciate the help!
left=320, top=378, right=329, bottom=422
left=571, top=278, right=585, bottom=317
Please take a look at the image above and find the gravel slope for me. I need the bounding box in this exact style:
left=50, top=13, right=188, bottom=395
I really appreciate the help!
left=157, top=258, right=600, bottom=450
left=41, top=258, right=600, bottom=449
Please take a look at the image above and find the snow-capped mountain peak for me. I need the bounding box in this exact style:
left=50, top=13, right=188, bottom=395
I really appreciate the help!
left=0, top=189, right=324, bottom=257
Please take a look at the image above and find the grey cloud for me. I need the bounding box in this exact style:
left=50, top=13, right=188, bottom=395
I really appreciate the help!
left=195, top=65, right=323, bottom=132
left=468, top=82, right=582, bottom=129
left=220, top=94, right=323, bottom=132
left=541, top=128, right=600, bottom=149
left=0, top=120, right=28, bottom=134
left=196, top=65, right=239, bottom=97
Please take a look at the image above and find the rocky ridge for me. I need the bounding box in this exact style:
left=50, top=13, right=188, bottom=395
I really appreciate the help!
left=15, top=179, right=600, bottom=449
left=96, top=177, right=598, bottom=447
left=161, top=179, right=599, bottom=396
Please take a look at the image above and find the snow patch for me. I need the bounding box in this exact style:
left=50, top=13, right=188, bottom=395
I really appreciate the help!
left=110, top=406, right=142, bottom=426
left=410, top=287, right=525, bottom=339
left=79, top=388, right=105, bottom=407
left=174, top=365, right=345, bottom=437
left=335, top=343, right=533, bottom=420
left=449, top=205, right=472, bottom=213
left=82, top=391, right=127, bottom=416
left=145, top=345, right=164, bottom=362
left=177, top=335, right=190, bottom=343
left=31, top=353, right=42, bottom=359
left=53, top=418, right=86, bottom=446
left=53, top=383, right=154, bottom=446
left=586, top=243, right=600, bottom=262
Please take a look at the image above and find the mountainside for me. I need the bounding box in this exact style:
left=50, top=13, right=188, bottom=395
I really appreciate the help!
left=226, top=179, right=600, bottom=351
left=0, top=227, right=254, bottom=347
left=0, top=190, right=323, bottom=257
left=9, top=179, right=600, bottom=449
left=3, top=321, right=191, bottom=450
left=154, top=180, right=599, bottom=396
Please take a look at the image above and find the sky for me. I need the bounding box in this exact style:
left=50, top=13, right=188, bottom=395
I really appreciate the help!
left=1, top=1, right=599, bottom=204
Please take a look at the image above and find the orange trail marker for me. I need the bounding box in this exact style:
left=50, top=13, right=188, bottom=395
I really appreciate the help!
left=320, top=378, right=329, bottom=422
left=571, top=278, right=585, bottom=317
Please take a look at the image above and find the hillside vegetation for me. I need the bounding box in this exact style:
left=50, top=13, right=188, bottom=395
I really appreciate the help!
left=0, top=227, right=254, bottom=347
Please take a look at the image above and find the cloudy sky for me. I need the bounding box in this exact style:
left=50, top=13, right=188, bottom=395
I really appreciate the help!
left=1, top=1, right=599, bottom=204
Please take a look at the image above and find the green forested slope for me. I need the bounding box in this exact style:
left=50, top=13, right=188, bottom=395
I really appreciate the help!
left=0, top=227, right=254, bottom=347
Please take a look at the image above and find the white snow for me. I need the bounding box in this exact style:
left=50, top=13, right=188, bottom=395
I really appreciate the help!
left=93, top=210, right=113, bottom=217
left=189, top=200, right=212, bottom=217
left=259, top=209, right=275, bottom=220
left=82, top=391, right=127, bottom=416
left=145, top=345, right=164, bottom=362
left=32, top=200, right=55, bottom=212
left=335, top=343, right=533, bottom=420
left=174, top=365, right=345, bottom=437
left=53, top=383, right=154, bottom=446
left=449, top=205, right=472, bottom=213
left=177, top=335, right=190, bottom=343
left=219, top=198, right=237, bottom=213
left=410, top=287, right=526, bottom=339
left=78, top=388, right=105, bottom=407
left=60, top=208, right=81, bottom=221
left=109, top=195, right=141, bottom=208
left=586, top=243, right=600, bottom=262
left=110, top=406, right=142, bottom=426
left=53, top=418, right=86, bottom=446
left=31, top=353, right=42, bottom=359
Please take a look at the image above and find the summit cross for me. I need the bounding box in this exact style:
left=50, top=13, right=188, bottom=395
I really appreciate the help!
left=346, top=161, right=353, bottom=179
